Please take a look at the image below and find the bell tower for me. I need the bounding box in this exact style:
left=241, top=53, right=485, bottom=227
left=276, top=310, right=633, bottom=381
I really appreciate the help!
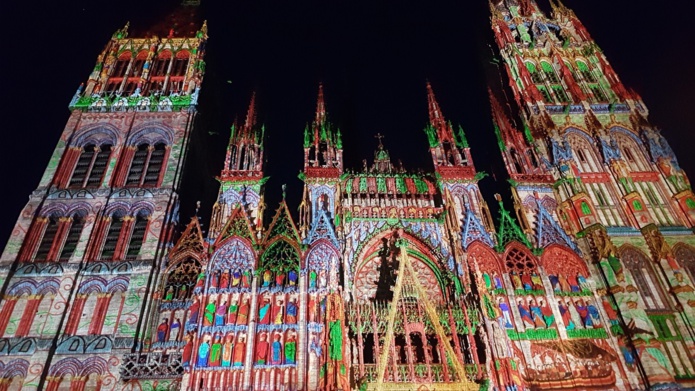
left=0, top=8, right=208, bottom=389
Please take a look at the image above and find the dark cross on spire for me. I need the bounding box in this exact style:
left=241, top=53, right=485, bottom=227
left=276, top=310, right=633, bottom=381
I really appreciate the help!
left=375, top=133, right=385, bottom=149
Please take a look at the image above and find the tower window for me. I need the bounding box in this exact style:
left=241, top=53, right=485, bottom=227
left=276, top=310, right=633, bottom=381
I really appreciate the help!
left=536, top=86, right=553, bottom=103
left=125, top=143, right=167, bottom=187
left=151, top=52, right=172, bottom=77
left=171, top=51, right=190, bottom=77
left=525, top=62, right=543, bottom=84
left=576, top=61, right=596, bottom=83
left=111, top=53, right=131, bottom=78
left=59, top=215, right=84, bottom=261
left=552, top=86, right=569, bottom=103
left=576, top=149, right=587, bottom=163
left=21, top=213, right=85, bottom=262
left=100, top=213, right=124, bottom=260
left=541, top=62, right=560, bottom=84
left=125, top=212, right=149, bottom=260
left=34, top=216, right=59, bottom=261
left=590, top=85, right=607, bottom=102
left=68, top=144, right=112, bottom=189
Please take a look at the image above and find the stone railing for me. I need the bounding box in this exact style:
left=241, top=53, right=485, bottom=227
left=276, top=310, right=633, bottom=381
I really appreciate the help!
left=120, top=351, right=183, bottom=380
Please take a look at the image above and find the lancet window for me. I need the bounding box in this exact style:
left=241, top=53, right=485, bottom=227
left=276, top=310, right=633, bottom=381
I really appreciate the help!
left=674, top=244, right=695, bottom=287
left=122, top=50, right=148, bottom=96
left=68, top=143, right=112, bottom=188
left=567, top=132, right=601, bottom=173
left=105, top=52, right=131, bottom=94
left=94, top=209, right=150, bottom=262
left=144, top=50, right=171, bottom=95
left=621, top=247, right=670, bottom=310
left=18, top=211, right=85, bottom=262
left=125, top=142, right=167, bottom=187
left=168, top=51, right=190, bottom=94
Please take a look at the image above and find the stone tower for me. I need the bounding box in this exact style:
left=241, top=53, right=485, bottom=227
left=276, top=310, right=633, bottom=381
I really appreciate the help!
left=488, top=0, right=695, bottom=388
left=0, top=12, right=208, bottom=390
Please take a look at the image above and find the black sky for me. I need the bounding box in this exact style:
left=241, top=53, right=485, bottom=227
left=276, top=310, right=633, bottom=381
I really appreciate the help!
left=1, top=0, right=694, bottom=250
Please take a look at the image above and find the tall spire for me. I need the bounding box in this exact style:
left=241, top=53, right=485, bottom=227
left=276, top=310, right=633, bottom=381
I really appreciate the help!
left=221, top=92, right=264, bottom=175
left=303, top=83, right=343, bottom=173
left=244, top=92, right=257, bottom=133
left=425, top=82, right=476, bottom=176
left=315, top=83, right=326, bottom=125
left=426, top=81, right=445, bottom=130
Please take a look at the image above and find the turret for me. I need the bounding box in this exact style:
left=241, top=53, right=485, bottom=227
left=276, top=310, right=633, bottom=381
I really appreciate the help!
left=209, top=93, right=267, bottom=238
left=303, top=83, right=343, bottom=175
left=424, top=82, right=476, bottom=180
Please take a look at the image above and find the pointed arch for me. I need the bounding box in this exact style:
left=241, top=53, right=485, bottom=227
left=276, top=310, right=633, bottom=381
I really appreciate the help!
left=210, top=237, right=256, bottom=271
left=611, top=127, right=651, bottom=171
left=305, top=240, right=340, bottom=290
left=672, top=243, right=695, bottom=284
left=305, top=239, right=340, bottom=271
left=261, top=238, right=300, bottom=274
left=539, top=244, right=589, bottom=277
left=353, top=230, right=449, bottom=303
left=467, top=241, right=504, bottom=275
left=619, top=244, right=670, bottom=310
left=564, top=127, right=602, bottom=172
left=79, top=277, right=108, bottom=294
left=106, top=277, right=130, bottom=293
left=502, top=242, right=539, bottom=273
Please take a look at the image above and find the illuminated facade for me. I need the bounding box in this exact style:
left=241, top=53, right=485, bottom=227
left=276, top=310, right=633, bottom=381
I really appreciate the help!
left=0, top=1, right=694, bottom=390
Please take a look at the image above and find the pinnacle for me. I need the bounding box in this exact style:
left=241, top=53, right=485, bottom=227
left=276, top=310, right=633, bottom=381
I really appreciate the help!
left=315, top=83, right=326, bottom=125
left=244, top=92, right=257, bottom=132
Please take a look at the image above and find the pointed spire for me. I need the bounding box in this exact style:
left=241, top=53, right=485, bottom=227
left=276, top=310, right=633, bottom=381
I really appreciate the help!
left=426, top=81, right=445, bottom=128
left=494, top=194, right=532, bottom=252
left=265, top=200, right=301, bottom=243
left=488, top=87, right=519, bottom=145
left=315, top=83, right=326, bottom=125
left=170, top=216, right=206, bottom=257
left=244, top=92, right=257, bottom=134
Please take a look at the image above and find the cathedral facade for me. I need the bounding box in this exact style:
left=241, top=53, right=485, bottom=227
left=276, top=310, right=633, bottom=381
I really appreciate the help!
left=0, top=1, right=694, bottom=390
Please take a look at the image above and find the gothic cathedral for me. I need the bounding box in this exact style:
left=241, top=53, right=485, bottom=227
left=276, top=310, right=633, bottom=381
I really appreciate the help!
left=0, top=0, right=694, bottom=390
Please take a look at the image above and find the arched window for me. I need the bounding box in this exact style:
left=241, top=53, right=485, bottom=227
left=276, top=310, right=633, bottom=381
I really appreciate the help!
left=526, top=62, right=543, bottom=84
left=145, top=51, right=171, bottom=95
left=105, top=52, right=131, bottom=94
left=100, top=211, right=125, bottom=260
left=541, top=62, right=560, bottom=83
left=69, top=143, right=112, bottom=188
left=567, top=132, right=601, bottom=173
left=125, top=142, right=167, bottom=187
left=576, top=61, right=596, bottom=83
left=151, top=51, right=172, bottom=77
left=673, top=244, right=695, bottom=286
left=96, top=210, right=149, bottom=262
left=34, top=215, right=59, bottom=261
left=59, top=214, right=84, bottom=261
left=122, top=50, right=148, bottom=95
left=621, top=247, right=669, bottom=310
left=19, top=212, right=86, bottom=262
left=171, top=51, right=190, bottom=77
left=125, top=211, right=149, bottom=260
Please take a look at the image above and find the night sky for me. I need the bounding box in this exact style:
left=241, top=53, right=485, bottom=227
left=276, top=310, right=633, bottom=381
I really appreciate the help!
left=1, top=0, right=693, bottom=250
